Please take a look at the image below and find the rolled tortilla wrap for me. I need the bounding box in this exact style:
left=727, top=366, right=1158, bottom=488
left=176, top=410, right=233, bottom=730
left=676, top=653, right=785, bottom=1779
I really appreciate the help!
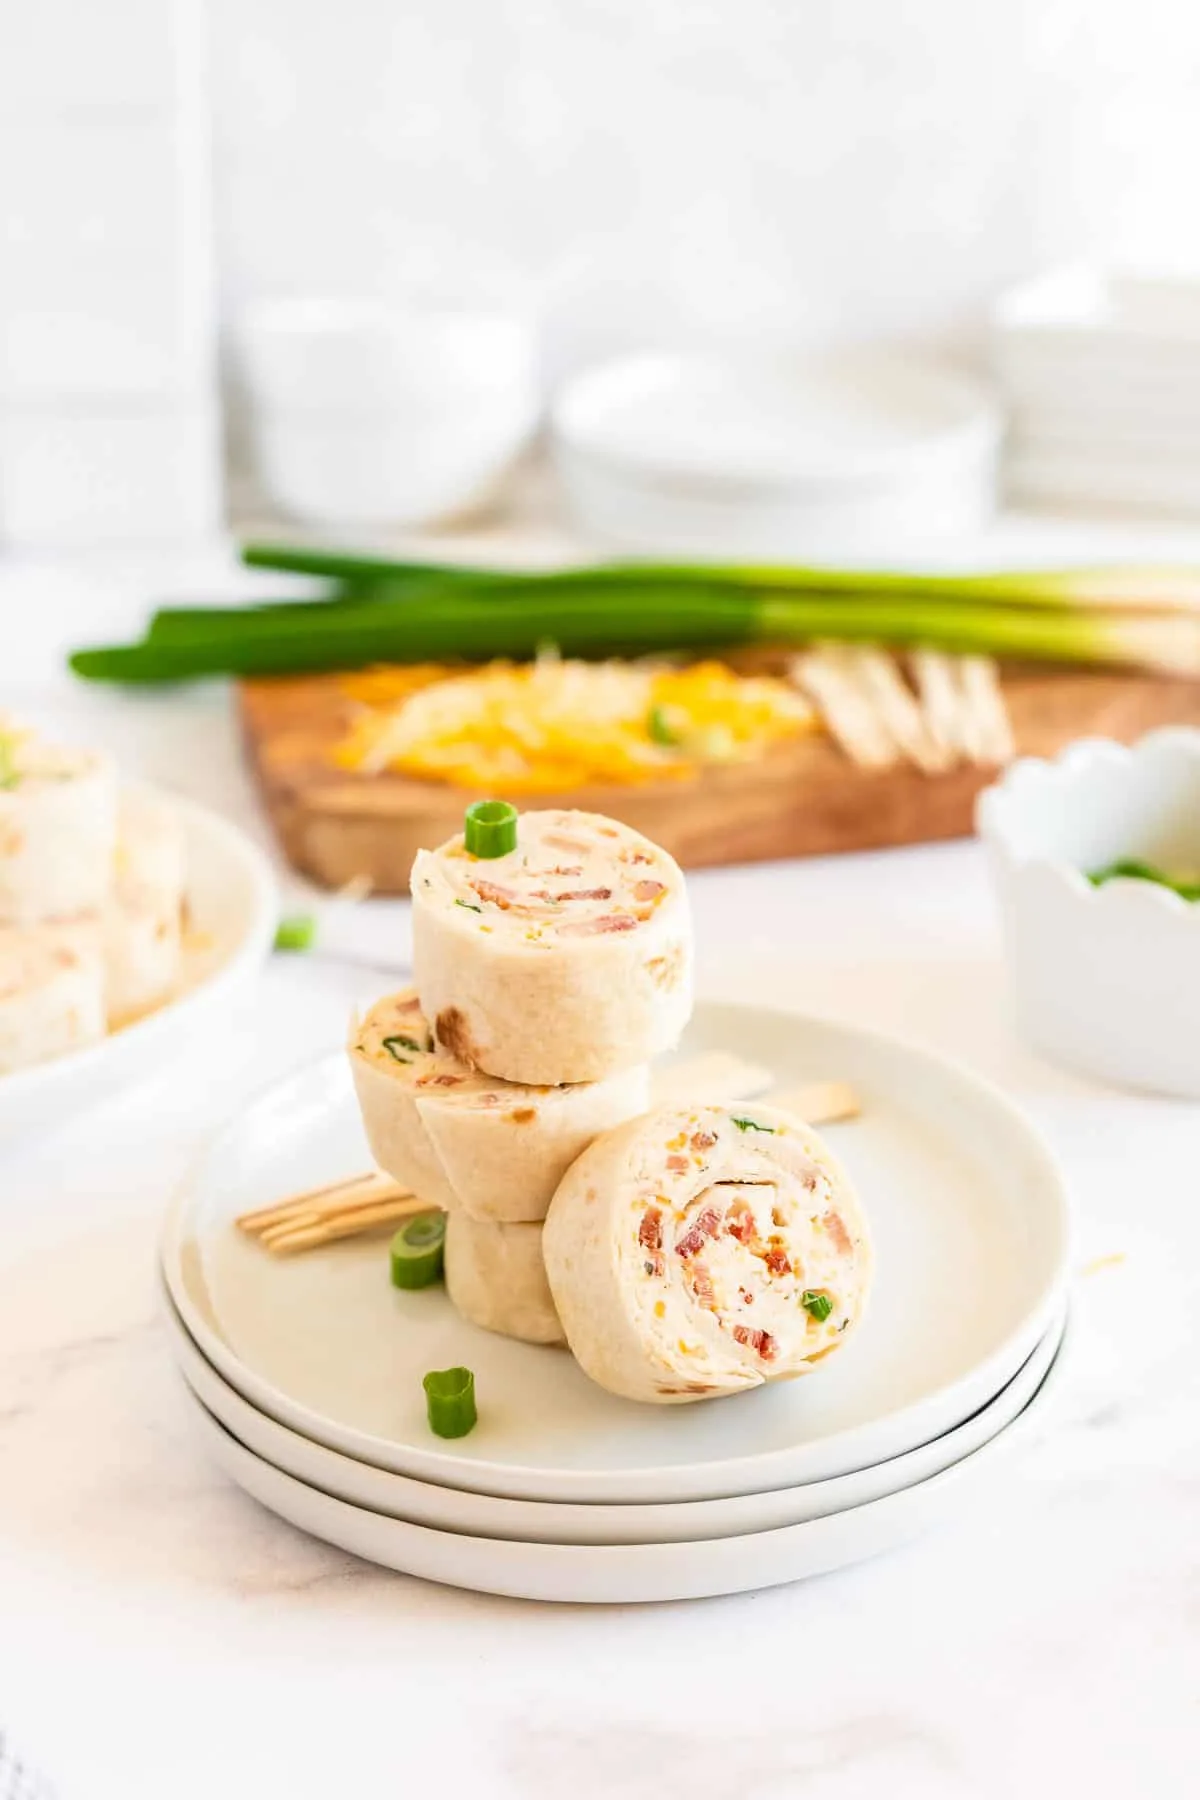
left=0, top=724, right=117, bottom=926
left=444, top=1213, right=565, bottom=1345
left=411, top=807, right=692, bottom=1084
left=0, top=923, right=105, bottom=1072
left=349, top=988, right=650, bottom=1221
left=104, top=791, right=185, bottom=1025
left=543, top=1102, right=873, bottom=1405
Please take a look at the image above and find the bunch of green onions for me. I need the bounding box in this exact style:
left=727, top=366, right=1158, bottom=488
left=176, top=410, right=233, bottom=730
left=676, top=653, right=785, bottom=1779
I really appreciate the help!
left=65, top=542, right=1200, bottom=684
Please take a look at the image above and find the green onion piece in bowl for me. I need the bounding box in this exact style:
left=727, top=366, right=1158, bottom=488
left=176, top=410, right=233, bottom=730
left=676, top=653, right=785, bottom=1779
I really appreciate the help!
left=423, top=1365, right=477, bottom=1438
left=390, top=1212, right=446, bottom=1289
left=274, top=913, right=316, bottom=952
left=464, top=799, right=518, bottom=858
left=1088, top=859, right=1200, bottom=901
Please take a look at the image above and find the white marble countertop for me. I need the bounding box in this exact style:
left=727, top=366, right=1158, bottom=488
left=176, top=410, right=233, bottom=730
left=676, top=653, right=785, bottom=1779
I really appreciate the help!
left=1, top=541, right=1198, bottom=1798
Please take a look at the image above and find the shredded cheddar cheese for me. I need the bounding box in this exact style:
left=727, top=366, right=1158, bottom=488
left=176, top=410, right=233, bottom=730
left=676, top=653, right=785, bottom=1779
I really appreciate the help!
left=336, top=658, right=816, bottom=792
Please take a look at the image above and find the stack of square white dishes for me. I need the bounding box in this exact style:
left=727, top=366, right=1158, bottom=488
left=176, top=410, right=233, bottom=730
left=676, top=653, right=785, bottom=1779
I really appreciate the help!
left=994, top=267, right=1200, bottom=517
left=161, top=999, right=1072, bottom=1604
left=549, top=348, right=1002, bottom=559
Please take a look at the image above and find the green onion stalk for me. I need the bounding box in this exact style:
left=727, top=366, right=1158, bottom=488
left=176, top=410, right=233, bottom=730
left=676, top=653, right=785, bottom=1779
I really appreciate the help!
left=69, top=571, right=1200, bottom=683
left=238, top=542, right=1200, bottom=614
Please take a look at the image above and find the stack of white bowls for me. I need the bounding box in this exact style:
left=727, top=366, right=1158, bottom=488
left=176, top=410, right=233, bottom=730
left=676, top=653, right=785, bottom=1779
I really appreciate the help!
left=161, top=1000, right=1072, bottom=1604
left=237, top=299, right=538, bottom=528
left=550, top=347, right=1002, bottom=560
left=994, top=267, right=1200, bottom=516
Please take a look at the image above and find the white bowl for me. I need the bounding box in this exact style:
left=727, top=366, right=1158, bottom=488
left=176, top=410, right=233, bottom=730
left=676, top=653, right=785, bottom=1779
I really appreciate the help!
left=254, top=408, right=532, bottom=528
left=239, top=298, right=535, bottom=416
left=977, top=729, right=1200, bottom=1096
left=550, top=347, right=1000, bottom=554
left=0, top=787, right=276, bottom=1142
left=239, top=299, right=538, bottom=526
left=556, top=440, right=996, bottom=558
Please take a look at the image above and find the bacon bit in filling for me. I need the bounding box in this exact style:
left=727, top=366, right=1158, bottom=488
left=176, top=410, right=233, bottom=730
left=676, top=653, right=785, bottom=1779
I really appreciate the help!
left=732, top=1325, right=780, bottom=1361
left=633, top=879, right=667, bottom=903
left=771, top=1204, right=793, bottom=1229
left=435, top=1006, right=478, bottom=1065
left=676, top=1205, right=722, bottom=1259
left=690, top=1130, right=717, bottom=1151
left=738, top=1286, right=755, bottom=1306
left=825, top=1211, right=852, bottom=1255
left=416, top=1072, right=465, bottom=1087
left=687, top=1262, right=717, bottom=1310
left=725, top=1204, right=755, bottom=1246
left=644, top=1256, right=665, bottom=1277
left=762, top=1243, right=791, bottom=1279
left=470, top=877, right=516, bottom=909
left=624, top=850, right=652, bottom=864
left=553, top=886, right=612, bottom=902
left=638, top=1206, right=664, bottom=1253
left=542, top=864, right=583, bottom=877
left=558, top=914, right=638, bottom=936
left=508, top=1107, right=536, bottom=1123
left=666, top=1154, right=689, bottom=1173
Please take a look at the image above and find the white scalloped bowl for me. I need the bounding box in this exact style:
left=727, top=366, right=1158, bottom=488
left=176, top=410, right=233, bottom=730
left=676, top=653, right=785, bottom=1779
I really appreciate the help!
left=977, top=729, right=1200, bottom=1097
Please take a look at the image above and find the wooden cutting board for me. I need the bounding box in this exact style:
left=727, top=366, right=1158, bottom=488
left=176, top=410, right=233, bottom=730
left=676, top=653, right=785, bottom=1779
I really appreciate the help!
left=239, top=666, right=1200, bottom=893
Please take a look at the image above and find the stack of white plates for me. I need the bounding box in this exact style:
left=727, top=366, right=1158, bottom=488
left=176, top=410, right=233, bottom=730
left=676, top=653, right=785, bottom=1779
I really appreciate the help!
left=549, top=348, right=1002, bottom=559
left=994, top=267, right=1200, bottom=515
left=161, top=1001, right=1072, bottom=1604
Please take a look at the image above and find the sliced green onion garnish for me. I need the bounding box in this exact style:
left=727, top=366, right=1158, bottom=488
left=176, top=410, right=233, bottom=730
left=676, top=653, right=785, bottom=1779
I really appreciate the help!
left=455, top=897, right=482, bottom=912
left=463, top=799, right=518, bottom=858
left=801, top=1290, right=833, bottom=1321
left=273, top=914, right=316, bottom=952
left=731, top=1116, right=774, bottom=1133
left=382, top=1034, right=423, bottom=1063
left=1087, top=858, right=1200, bottom=900
left=390, top=1211, right=446, bottom=1289
left=646, top=704, right=681, bottom=747
left=423, top=1365, right=477, bottom=1437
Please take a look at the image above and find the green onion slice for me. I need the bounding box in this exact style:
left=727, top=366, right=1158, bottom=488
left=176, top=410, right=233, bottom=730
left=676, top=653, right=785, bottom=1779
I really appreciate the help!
left=801, top=1289, right=833, bottom=1322
left=646, top=704, right=681, bottom=747
left=454, top=897, right=482, bottom=912
left=381, top=1034, right=425, bottom=1063
left=390, top=1212, right=446, bottom=1289
left=423, top=1365, right=477, bottom=1438
left=463, top=799, right=518, bottom=858
left=273, top=913, right=316, bottom=952
left=731, top=1116, right=774, bottom=1133
left=1088, top=858, right=1200, bottom=900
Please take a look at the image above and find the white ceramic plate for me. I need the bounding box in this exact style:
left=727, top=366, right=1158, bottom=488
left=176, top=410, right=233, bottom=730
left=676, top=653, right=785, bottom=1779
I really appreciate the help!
left=0, top=788, right=276, bottom=1142
left=551, top=349, right=1000, bottom=492
left=162, top=1002, right=1071, bottom=1503
left=165, top=1286, right=1066, bottom=1545
left=184, top=1331, right=1068, bottom=1603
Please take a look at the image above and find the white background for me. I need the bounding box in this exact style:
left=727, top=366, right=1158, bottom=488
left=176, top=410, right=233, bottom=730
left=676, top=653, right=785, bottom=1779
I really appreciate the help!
left=209, top=0, right=1200, bottom=357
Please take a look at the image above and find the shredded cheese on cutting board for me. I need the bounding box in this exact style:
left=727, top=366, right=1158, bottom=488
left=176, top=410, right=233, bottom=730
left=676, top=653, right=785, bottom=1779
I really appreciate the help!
left=336, top=659, right=816, bottom=792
